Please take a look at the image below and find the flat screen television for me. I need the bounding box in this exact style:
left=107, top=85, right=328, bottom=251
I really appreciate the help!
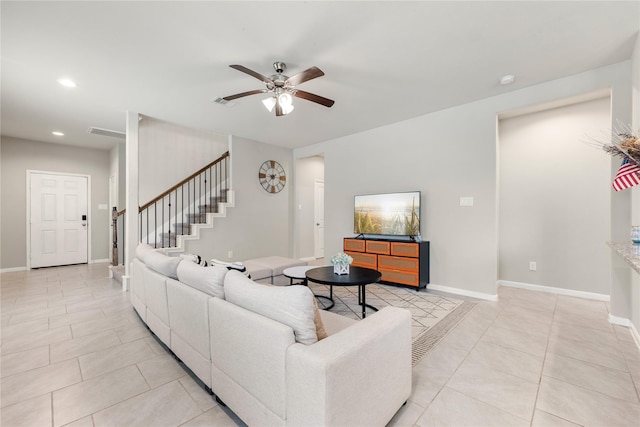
left=354, top=191, right=420, bottom=238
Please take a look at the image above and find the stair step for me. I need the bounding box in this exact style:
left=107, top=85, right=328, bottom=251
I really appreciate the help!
left=198, top=204, right=219, bottom=213
left=210, top=194, right=228, bottom=203
left=173, top=223, right=191, bottom=234
left=159, top=233, right=177, bottom=247
left=186, top=213, right=208, bottom=223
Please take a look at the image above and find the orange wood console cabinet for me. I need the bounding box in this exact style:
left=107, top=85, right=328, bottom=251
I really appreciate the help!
left=343, top=238, right=430, bottom=289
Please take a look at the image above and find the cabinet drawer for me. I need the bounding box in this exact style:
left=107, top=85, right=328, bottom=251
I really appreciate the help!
left=391, top=242, right=419, bottom=258
left=378, top=255, right=419, bottom=272
left=344, top=238, right=365, bottom=252
left=380, top=269, right=419, bottom=287
left=366, top=240, right=390, bottom=255
left=346, top=251, right=377, bottom=269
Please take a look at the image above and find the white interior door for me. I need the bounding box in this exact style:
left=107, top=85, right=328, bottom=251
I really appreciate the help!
left=314, top=180, right=325, bottom=258
left=30, top=172, right=88, bottom=268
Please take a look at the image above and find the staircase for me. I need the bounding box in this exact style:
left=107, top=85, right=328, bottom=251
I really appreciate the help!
left=160, top=189, right=234, bottom=253
left=111, top=152, right=232, bottom=281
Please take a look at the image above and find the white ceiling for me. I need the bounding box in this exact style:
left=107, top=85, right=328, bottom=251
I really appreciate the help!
left=2, top=1, right=639, bottom=151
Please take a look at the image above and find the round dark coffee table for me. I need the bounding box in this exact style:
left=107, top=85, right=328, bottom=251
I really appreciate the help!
left=305, top=266, right=381, bottom=318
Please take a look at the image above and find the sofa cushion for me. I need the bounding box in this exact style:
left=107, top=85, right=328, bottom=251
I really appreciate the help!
left=177, top=261, right=227, bottom=299
left=135, top=243, right=156, bottom=263
left=145, top=251, right=182, bottom=280
left=224, top=270, right=318, bottom=345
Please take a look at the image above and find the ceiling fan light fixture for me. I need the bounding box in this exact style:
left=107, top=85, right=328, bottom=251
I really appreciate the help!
left=281, top=103, right=294, bottom=115
left=278, top=92, right=293, bottom=107
left=224, top=62, right=334, bottom=116
left=262, top=96, right=276, bottom=112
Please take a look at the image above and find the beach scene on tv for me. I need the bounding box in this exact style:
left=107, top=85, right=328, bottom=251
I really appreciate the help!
left=354, top=192, right=420, bottom=236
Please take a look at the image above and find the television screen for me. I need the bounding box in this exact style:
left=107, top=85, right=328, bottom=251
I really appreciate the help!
left=354, top=191, right=420, bottom=237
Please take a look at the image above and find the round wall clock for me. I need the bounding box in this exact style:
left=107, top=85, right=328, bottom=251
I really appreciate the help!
left=258, top=160, right=286, bottom=193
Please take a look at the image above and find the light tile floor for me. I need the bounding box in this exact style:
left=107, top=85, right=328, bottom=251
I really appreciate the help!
left=1, top=263, right=639, bottom=426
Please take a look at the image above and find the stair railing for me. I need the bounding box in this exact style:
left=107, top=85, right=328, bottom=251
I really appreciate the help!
left=138, top=151, right=230, bottom=249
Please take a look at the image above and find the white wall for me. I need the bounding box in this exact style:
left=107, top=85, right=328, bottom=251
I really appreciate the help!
left=295, top=61, right=632, bottom=299
left=183, top=135, right=293, bottom=262
left=108, top=143, right=126, bottom=210
left=0, top=136, right=111, bottom=269
left=138, top=116, right=228, bottom=204
left=498, top=96, right=611, bottom=294
left=628, top=32, right=639, bottom=336
left=294, top=155, right=324, bottom=259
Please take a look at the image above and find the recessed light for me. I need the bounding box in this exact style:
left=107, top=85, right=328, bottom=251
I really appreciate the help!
left=52, top=131, right=64, bottom=136
left=57, top=78, right=78, bottom=88
left=500, top=74, right=516, bottom=85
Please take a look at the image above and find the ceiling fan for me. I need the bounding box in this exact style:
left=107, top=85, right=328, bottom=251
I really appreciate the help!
left=221, top=62, right=335, bottom=116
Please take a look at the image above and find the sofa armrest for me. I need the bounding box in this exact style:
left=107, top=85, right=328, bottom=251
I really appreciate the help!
left=286, top=306, right=412, bottom=427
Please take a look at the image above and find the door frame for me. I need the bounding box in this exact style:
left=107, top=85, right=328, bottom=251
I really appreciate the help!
left=314, top=179, right=325, bottom=259
left=26, top=170, right=92, bottom=270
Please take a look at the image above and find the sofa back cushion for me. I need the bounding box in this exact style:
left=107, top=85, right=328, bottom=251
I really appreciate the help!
left=177, top=261, right=227, bottom=299
left=224, top=271, right=318, bottom=345
left=145, top=251, right=182, bottom=280
left=135, top=243, right=156, bottom=263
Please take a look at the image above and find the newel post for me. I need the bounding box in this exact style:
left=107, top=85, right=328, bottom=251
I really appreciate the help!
left=111, top=207, right=118, bottom=266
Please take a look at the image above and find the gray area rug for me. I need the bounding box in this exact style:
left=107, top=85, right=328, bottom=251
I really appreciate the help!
left=306, top=282, right=477, bottom=366
left=411, top=300, right=477, bottom=366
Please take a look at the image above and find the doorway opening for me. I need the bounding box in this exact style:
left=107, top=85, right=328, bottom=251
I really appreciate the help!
left=294, top=155, right=325, bottom=260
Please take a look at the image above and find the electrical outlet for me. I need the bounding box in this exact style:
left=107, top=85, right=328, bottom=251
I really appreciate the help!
left=228, top=251, right=233, bottom=259
left=529, top=261, right=537, bottom=271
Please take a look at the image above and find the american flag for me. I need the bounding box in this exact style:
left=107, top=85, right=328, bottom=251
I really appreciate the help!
left=612, top=157, right=640, bottom=191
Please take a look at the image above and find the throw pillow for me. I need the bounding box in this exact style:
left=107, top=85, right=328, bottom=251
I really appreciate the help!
left=180, top=253, right=207, bottom=266
left=176, top=261, right=227, bottom=299
left=224, top=270, right=318, bottom=345
left=312, top=296, right=328, bottom=340
left=210, top=259, right=251, bottom=278
left=145, top=251, right=182, bottom=280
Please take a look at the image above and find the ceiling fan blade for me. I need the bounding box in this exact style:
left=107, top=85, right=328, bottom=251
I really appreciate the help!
left=286, top=66, right=324, bottom=86
left=229, top=65, right=272, bottom=84
left=222, top=89, right=268, bottom=101
left=293, top=90, right=335, bottom=108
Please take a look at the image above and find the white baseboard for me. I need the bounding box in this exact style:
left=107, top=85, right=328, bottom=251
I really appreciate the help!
left=608, top=314, right=630, bottom=327
left=427, top=283, right=498, bottom=301
left=2, top=259, right=110, bottom=273
left=0, top=266, right=27, bottom=273
left=610, top=315, right=640, bottom=351
left=631, top=323, right=640, bottom=351
left=122, top=275, right=130, bottom=292
left=299, top=257, right=317, bottom=262
left=498, top=280, right=610, bottom=301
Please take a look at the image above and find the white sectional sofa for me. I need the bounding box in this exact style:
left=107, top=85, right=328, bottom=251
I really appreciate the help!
left=130, top=245, right=412, bottom=427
